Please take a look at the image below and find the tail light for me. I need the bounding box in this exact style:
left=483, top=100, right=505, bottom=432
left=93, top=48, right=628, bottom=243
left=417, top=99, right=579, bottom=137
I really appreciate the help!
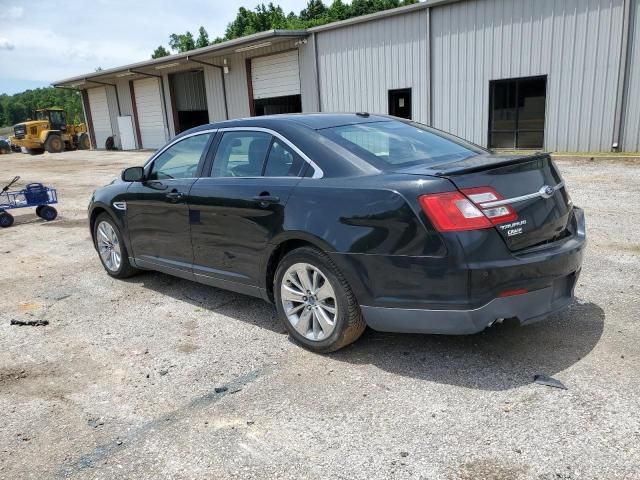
left=419, top=187, right=517, bottom=232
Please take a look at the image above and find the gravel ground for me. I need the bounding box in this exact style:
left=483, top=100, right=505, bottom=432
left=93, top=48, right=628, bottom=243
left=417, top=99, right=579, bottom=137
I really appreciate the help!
left=0, top=150, right=639, bottom=480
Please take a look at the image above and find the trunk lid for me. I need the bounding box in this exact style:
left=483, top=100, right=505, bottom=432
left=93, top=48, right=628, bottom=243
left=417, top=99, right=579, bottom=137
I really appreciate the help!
left=398, top=153, right=573, bottom=251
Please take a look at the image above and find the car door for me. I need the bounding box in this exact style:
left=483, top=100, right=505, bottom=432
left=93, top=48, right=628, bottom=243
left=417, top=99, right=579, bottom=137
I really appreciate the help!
left=125, top=131, right=214, bottom=274
left=188, top=128, right=310, bottom=292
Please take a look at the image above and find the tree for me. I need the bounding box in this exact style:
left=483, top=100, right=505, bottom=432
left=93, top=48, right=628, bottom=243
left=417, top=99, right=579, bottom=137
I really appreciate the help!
left=152, top=46, right=170, bottom=59
left=169, top=31, right=195, bottom=53
left=300, top=0, right=328, bottom=21
left=195, top=27, right=210, bottom=49
left=0, top=88, right=84, bottom=127
left=151, top=0, right=420, bottom=56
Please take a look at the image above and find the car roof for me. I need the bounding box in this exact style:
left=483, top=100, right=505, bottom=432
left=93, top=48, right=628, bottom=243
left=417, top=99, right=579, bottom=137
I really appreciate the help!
left=183, top=113, right=391, bottom=136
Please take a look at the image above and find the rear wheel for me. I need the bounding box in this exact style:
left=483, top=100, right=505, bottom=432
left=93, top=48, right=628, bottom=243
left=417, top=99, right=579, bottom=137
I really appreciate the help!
left=274, top=246, right=366, bottom=353
left=45, top=135, right=64, bottom=153
left=78, top=133, right=90, bottom=150
left=0, top=212, right=14, bottom=228
left=93, top=213, right=137, bottom=278
left=39, top=206, right=57, bottom=221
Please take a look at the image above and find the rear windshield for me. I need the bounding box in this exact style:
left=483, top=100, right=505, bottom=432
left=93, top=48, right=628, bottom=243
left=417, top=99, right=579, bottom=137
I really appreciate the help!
left=320, top=120, right=485, bottom=169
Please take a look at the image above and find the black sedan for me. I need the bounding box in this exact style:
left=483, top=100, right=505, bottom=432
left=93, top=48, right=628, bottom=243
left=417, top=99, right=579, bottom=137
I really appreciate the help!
left=88, top=114, right=586, bottom=352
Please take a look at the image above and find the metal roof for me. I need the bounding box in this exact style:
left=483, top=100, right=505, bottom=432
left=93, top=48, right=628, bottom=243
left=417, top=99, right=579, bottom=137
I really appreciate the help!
left=52, top=30, right=307, bottom=87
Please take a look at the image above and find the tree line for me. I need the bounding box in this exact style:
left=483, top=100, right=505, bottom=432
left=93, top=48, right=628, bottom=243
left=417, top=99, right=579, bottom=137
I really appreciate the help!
left=152, top=0, right=417, bottom=57
left=0, top=88, right=84, bottom=129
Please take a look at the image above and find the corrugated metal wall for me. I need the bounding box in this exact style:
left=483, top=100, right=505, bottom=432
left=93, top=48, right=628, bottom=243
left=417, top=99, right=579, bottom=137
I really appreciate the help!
left=315, top=9, right=430, bottom=123
left=431, top=0, right=625, bottom=152
left=115, top=79, right=138, bottom=148
left=203, top=65, right=227, bottom=122
left=299, top=34, right=320, bottom=112
left=171, top=70, right=208, bottom=111
left=622, top=0, right=640, bottom=151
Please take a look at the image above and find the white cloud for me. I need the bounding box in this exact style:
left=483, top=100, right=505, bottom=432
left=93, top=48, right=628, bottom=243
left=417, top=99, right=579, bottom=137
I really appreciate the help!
left=0, top=6, right=24, bottom=20
left=0, top=38, right=15, bottom=50
left=0, top=0, right=310, bottom=92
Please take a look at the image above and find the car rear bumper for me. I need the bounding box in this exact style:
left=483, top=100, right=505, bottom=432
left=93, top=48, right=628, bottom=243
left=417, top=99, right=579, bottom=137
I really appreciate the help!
left=331, top=207, right=586, bottom=335
left=361, top=270, right=579, bottom=334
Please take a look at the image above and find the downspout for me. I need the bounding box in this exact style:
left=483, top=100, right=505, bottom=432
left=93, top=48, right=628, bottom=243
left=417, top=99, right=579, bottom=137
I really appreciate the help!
left=187, top=56, right=229, bottom=120
left=612, top=0, right=632, bottom=151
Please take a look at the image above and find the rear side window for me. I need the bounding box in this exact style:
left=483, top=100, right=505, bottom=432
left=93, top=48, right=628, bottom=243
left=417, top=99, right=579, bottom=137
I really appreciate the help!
left=148, top=133, right=212, bottom=180
left=264, top=140, right=306, bottom=177
left=321, top=121, right=485, bottom=169
left=211, top=131, right=271, bottom=177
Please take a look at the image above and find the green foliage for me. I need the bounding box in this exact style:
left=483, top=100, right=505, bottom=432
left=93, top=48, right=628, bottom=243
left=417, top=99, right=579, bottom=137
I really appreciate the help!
left=152, top=0, right=418, bottom=55
left=151, top=45, right=170, bottom=59
left=0, top=88, right=84, bottom=128
left=169, top=31, right=195, bottom=53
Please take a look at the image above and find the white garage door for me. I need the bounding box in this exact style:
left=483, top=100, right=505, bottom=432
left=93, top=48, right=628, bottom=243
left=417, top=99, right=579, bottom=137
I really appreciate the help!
left=133, top=77, right=166, bottom=149
left=251, top=50, right=301, bottom=99
left=87, top=87, right=112, bottom=149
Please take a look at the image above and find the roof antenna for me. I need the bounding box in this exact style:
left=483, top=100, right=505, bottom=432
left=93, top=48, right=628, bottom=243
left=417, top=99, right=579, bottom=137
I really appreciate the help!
left=356, top=112, right=369, bottom=117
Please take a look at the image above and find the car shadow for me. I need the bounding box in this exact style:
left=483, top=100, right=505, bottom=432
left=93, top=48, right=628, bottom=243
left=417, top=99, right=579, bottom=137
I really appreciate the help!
left=132, top=272, right=604, bottom=391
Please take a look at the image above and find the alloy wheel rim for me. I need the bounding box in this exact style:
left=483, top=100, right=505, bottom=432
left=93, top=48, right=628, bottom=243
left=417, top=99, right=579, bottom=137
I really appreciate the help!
left=97, top=221, right=122, bottom=272
left=281, top=262, right=338, bottom=341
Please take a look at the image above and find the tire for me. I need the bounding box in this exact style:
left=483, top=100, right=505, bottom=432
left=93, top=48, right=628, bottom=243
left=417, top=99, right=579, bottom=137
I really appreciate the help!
left=35, top=206, right=44, bottom=217
left=274, top=246, right=366, bottom=353
left=78, top=133, right=90, bottom=150
left=0, top=212, right=14, bottom=228
left=93, top=213, right=138, bottom=278
left=39, top=206, right=57, bottom=221
left=44, top=135, right=64, bottom=153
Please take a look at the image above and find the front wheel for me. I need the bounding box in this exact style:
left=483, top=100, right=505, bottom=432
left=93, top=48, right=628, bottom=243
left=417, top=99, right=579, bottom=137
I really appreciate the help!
left=274, top=246, right=366, bottom=353
left=38, top=206, right=57, bottom=221
left=93, top=213, right=138, bottom=278
left=45, top=135, right=64, bottom=153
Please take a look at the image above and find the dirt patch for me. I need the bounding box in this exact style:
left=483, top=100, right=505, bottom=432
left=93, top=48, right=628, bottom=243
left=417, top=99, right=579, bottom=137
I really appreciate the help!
left=451, top=458, right=528, bottom=480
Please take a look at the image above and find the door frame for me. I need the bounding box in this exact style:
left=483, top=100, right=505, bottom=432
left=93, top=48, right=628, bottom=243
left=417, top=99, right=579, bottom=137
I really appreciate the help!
left=487, top=74, right=548, bottom=149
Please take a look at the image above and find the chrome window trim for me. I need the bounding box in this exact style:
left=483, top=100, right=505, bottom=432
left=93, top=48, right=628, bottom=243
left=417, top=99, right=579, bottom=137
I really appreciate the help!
left=479, top=181, right=565, bottom=208
left=143, top=129, right=218, bottom=169
left=216, top=126, right=324, bottom=179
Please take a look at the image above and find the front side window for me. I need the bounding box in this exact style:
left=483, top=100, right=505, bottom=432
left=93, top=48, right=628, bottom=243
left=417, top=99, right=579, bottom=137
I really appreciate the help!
left=321, top=120, right=485, bottom=170
left=211, top=131, right=272, bottom=177
left=148, top=133, right=212, bottom=180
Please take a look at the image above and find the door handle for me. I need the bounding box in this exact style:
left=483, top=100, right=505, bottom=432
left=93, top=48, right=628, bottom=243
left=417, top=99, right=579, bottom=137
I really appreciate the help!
left=165, top=190, right=184, bottom=203
left=252, top=194, right=280, bottom=208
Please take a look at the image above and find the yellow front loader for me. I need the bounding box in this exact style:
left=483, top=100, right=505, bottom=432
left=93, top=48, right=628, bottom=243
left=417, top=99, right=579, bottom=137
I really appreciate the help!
left=10, top=107, right=91, bottom=154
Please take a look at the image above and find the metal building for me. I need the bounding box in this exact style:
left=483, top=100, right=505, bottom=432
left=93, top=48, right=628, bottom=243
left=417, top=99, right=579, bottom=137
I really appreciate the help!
left=54, top=0, right=640, bottom=153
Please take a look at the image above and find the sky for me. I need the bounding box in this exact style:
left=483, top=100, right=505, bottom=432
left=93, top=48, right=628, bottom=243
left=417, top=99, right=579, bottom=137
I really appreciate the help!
left=0, top=0, right=310, bottom=95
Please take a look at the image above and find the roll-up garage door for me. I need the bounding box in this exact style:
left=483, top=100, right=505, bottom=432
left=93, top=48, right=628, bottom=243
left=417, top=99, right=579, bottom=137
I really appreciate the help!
left=251, top=50, right=301, bottom=100
left=87, top=87, right=112, bottom=149
left=133, top=77, right=166, bottom=149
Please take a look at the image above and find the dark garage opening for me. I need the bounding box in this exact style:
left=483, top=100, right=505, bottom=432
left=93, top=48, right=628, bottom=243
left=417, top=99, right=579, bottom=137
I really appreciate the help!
left=489, top=76, right=547, bottom=149
left=253, top=94, right=302, bottom=116
left=388, top=88, right=412, bottom=119
left=169, top=70, right=210, bottom=134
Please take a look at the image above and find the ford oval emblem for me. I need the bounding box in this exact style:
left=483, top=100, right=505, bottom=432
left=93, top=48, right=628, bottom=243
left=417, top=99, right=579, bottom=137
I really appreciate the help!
left=540, top=185, right=554, bottom=198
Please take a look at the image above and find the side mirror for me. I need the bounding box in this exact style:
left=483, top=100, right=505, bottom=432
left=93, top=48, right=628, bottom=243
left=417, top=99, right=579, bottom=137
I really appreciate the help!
left=122, top=166, right=144, bottom=182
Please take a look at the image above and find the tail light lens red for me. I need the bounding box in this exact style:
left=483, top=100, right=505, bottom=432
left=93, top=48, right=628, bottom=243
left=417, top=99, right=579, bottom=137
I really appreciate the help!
left=419, top=187, right=517, bottom=232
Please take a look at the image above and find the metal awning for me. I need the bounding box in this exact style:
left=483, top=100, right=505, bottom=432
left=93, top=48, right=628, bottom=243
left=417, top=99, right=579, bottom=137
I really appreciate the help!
left=53, top=29, right=308, bottom=88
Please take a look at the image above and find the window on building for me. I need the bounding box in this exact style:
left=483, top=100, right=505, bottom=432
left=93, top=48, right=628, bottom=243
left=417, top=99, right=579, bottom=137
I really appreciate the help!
left=489, top=76, right=547, bottom=149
